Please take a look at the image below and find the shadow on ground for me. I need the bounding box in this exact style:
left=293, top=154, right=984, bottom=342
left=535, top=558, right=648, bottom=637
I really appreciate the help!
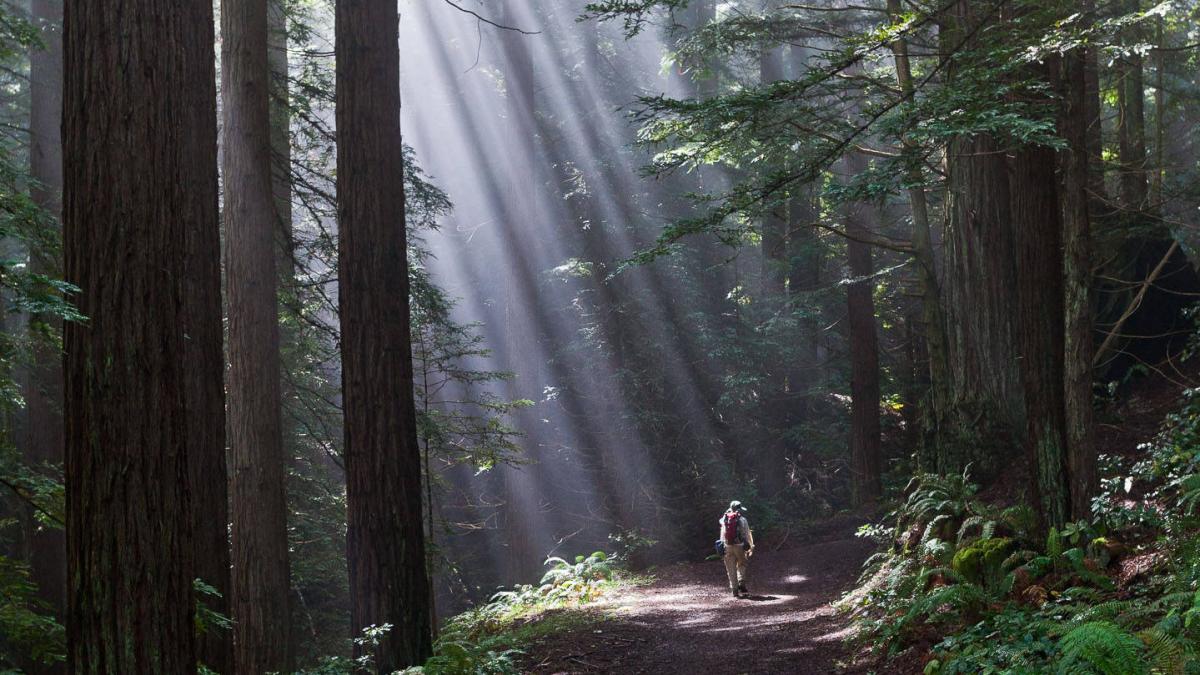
left=520, top=536, right=876, bottom=674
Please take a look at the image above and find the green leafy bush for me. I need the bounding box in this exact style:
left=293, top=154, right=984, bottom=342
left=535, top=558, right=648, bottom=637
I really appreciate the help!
left=0, top=548, right=64, bottom=670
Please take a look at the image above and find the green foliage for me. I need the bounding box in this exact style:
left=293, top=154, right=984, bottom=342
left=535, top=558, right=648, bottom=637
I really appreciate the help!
left=402, top=640, right=522, bottom=675
left=951, top=537, right=1012, bottom=588
left=857, top=359, right=1200, bottom=672
left=449, top=550, right=639, bottom=640
left=303, top=550, right=647, bottom=675
left=297, top=623, right=521, bottom=675
left=193, top=578, right=233, bottom=637
left=1056, top=622, right=1147, bottom=675
left=0, top=538, right=64, bottom=669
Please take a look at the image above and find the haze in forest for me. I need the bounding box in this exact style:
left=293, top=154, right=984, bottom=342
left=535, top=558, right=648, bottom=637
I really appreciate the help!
left=4, top=0, right=1200, bottom=673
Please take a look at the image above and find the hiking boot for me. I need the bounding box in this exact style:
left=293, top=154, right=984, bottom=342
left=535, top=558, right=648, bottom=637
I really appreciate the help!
left=731, top=587, right=741, bottom=598
left=737, top=584, right=748, bottom=595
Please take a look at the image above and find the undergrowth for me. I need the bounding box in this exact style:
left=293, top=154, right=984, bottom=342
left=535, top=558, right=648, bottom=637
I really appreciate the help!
left=841, top=414, right=1200, bottom=675
left=300, top=550, right=650, bottom=675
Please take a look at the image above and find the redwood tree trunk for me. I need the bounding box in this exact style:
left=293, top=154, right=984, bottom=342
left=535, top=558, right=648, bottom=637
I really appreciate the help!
left=1082, top=2, right=1106, bottom=207
left=1012, top=114, right=1071, bottom=530
left=759, top=40, right=786, bottom=298
left=939, top=0, right=1025, bottom=475
left=26, top=0, right=65, bottom=631
left=335, top=0, right=433, bottom=668
left=845, top=154, right=882, bottom=506
left=1062, top=43, right=1097, bottom=522
left=1116, top=0, right=1148, bottom=211
left=758, top=31, right=788, bottom=484
left=63, top=0, right=219, bottom=668
left=787, top=45, right=820, bottom=428
left=188, top=0, right=233, bottom=667
left=497, top=0, right=543, bottom=583
left=222, top=0, right=292, bottom=672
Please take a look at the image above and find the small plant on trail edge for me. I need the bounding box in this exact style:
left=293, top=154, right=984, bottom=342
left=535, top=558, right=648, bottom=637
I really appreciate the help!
left=294, top=550, right=646, bottom=674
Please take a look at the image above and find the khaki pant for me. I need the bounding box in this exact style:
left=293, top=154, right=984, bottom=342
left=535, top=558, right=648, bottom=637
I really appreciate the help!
left=723, top=543, right=749, bottom=591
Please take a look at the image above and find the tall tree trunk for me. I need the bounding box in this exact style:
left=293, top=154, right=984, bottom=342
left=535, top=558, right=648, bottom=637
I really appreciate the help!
left=497, top=0, right=545, bottom=583
left=63, top=0, right=220, bottom=667
left=1012, top=61, right=1071, bottom=530
left=939, top=0, right=1025, bottom=476
left=1083, top=5, right=1106, bottom=207
left=692, top=0, right=717, bottom=99
left=266, top=1, right=306, bottom=663
left=1150, top=16, right=1164, bottom=211
left=268, top=0, right=294, bottom=275
left=26, top=0, right=65, bottom=634
left=1062, top=41, right=1097, bottom=523
left=845, top=154, right=882, bottom=506
left=1116, top=0, right=1148, bottom=212
left=335, top=0, right=433, bottom=668
left=787, top=43, right=820, bottom=427
left=222, top=0, right=291, bottom=671
left=758, top=29, right=789, bottom=485
left=759, top=41, right=786, bottom=299
left=888, top=0, right=951, bottom=469
left=187, top=0, right=234, bottom=668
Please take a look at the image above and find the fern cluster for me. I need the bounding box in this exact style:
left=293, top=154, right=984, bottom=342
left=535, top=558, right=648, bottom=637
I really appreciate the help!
left=846, top=467, right=1200, bottom=674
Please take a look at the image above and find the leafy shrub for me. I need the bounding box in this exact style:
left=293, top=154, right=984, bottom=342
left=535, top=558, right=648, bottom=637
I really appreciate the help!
left=0, top=548, right=64, bottom=670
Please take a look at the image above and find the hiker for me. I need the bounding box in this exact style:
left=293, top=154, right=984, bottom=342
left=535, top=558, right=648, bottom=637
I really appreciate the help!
left=718, top=500, right=755, bottom=597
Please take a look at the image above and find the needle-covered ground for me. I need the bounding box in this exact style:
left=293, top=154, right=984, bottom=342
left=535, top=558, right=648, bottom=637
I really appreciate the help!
left=518, top=533, right=876, bottom=674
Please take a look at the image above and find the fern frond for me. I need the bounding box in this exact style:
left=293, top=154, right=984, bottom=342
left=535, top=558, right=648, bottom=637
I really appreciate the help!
left=1137, top=625, right=1191, bottom=675
left=1056, top=621, right=1148, bottom=675
left=957, top=516, right=984, bottom=546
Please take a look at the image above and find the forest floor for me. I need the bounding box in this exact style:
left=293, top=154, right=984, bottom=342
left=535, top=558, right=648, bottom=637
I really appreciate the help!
left=518, top=523, right=876, bottom=674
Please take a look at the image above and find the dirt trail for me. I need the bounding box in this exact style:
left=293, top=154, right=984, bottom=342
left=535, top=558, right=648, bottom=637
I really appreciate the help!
left=521, top=535, right=876, bottom=674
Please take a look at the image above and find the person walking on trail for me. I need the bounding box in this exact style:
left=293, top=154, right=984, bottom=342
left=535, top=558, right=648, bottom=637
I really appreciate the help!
left=719, top=500, right=755, bottom=597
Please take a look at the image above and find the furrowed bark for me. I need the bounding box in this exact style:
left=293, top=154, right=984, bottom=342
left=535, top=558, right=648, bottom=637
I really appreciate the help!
left=336, top=0, right=434, bottom=667
left=187, top=0, right=232, bottom=668
left=63, top=0, right=220, bottom=667
left=845, top=153, right=882, bottom=506
left=1012, top=68, right=1071, bottom=529
left=222, top=0, right=292, bottom=670
left=1061, top=39, right=1097, bottom=523
left=938, top=0, right=1025, bottom=476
